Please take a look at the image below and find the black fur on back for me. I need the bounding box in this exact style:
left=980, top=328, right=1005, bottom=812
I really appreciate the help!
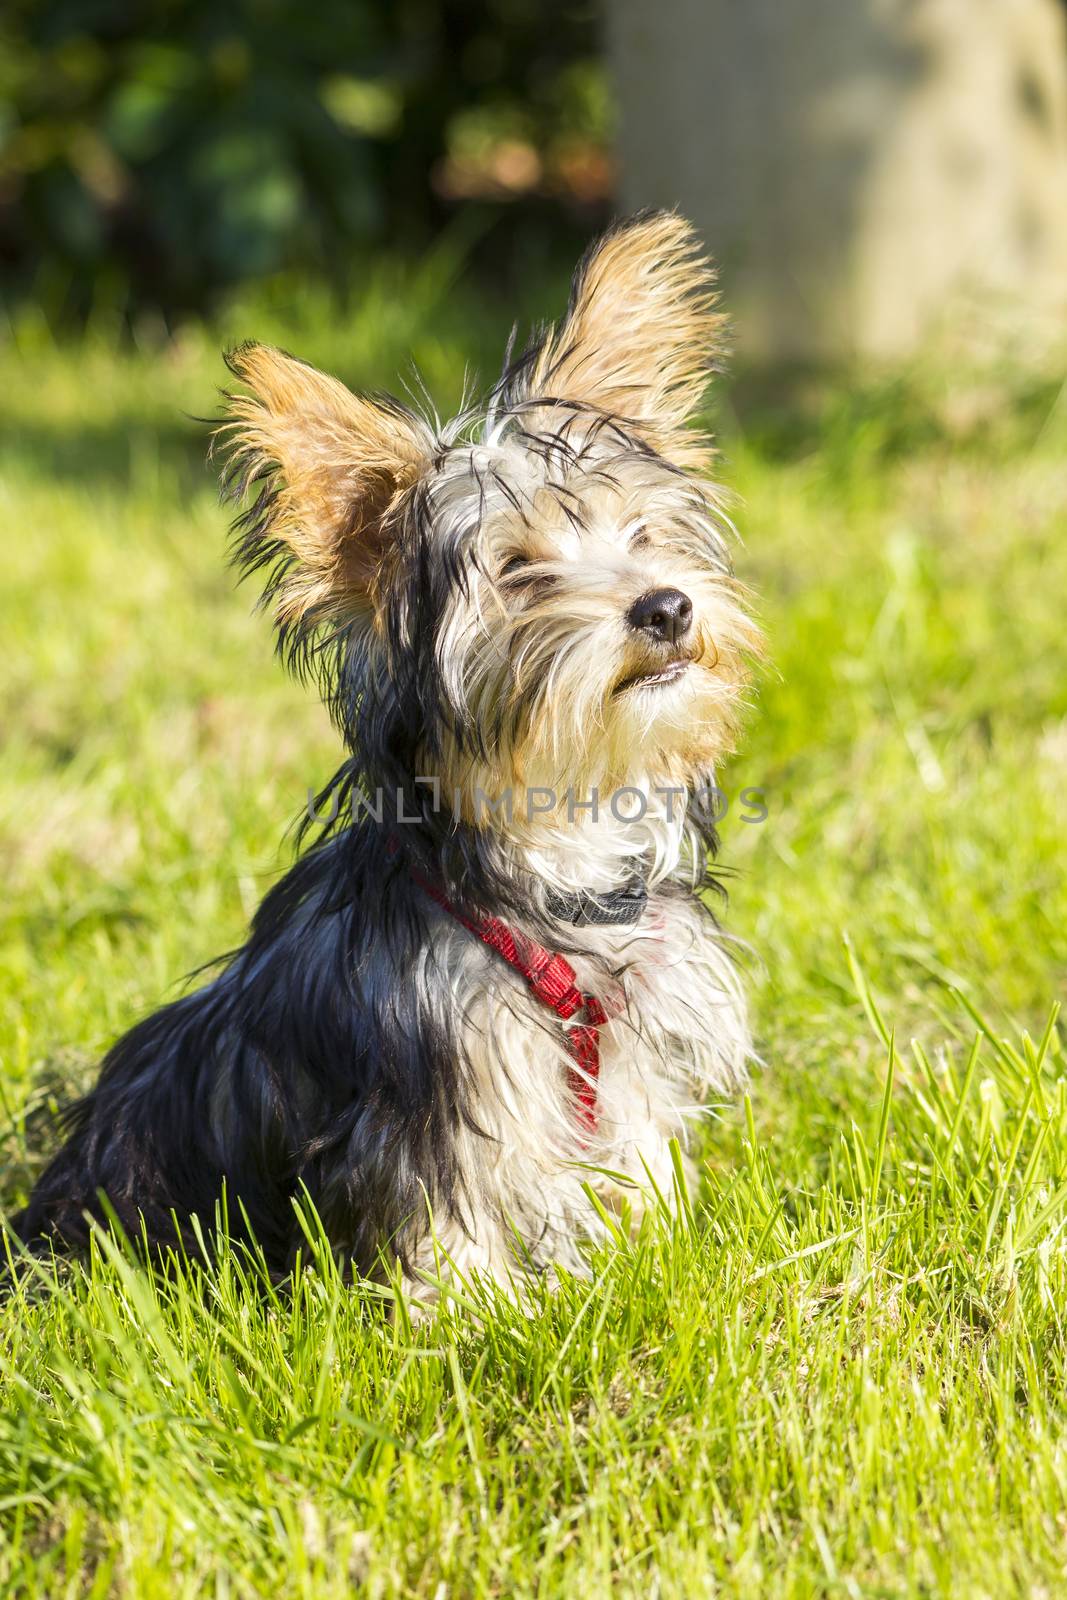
left=13, top=825, right=479, bottom=1274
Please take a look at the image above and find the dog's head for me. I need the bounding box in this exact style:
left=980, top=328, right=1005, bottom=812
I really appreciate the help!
left=220, top=213, right=759, bottom=816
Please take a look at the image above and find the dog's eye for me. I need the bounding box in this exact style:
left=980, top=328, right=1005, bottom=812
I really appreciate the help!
left=498, top=553, right=556, bottom=599
left=629, top=526, right=652, bottom=552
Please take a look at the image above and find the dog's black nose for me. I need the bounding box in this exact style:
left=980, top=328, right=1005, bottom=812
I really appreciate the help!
left=626, top=588, right=693, bottom=646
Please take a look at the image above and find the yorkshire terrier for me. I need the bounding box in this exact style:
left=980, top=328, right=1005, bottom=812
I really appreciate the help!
left=16, top=212, right=761, bottom=1297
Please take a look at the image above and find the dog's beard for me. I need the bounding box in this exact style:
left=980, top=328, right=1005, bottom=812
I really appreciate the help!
left=434, top=570, right=752, bottom=806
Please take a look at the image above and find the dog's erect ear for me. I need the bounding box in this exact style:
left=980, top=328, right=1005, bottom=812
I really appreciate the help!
left=219, top=344, right=432, bottom=639
left=518, top=212, right=724, bottom=470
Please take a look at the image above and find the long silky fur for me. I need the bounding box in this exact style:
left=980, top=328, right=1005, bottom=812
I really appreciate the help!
left=16, top=213, right=761, bottom=1296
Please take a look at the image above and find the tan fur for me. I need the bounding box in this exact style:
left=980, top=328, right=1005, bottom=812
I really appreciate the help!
left=524, top=213, right=726, bottom=471
left=429, top=444, right=761, bottom=809
left=220, top=344, right=432, bottom=628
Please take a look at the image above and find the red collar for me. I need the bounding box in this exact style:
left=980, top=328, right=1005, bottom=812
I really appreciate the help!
left=411, top=870, right=609, bottom=1136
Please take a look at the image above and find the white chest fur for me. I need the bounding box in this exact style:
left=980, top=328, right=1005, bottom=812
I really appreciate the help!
left=423, top=889, right=750, bottom=1288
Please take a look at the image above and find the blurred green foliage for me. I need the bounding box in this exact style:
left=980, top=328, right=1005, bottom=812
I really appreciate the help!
left=0, top=0, right=607, bottom=323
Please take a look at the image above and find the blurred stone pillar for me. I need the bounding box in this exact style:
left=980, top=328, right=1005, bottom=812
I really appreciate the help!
left=606, top=0, right=1067, bottom=361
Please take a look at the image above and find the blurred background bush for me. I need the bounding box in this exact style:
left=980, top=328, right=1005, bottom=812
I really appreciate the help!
left=0, top=0, right=609, bottom=325
left=2, top=1, right=1067, bottom=358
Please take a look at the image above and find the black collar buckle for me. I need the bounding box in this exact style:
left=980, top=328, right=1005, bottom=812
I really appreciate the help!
left=547, top=878, right=649, bottom=928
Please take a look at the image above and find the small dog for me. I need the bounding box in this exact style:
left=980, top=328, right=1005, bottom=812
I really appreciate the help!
left=16, top=212, right=761, bottom=1296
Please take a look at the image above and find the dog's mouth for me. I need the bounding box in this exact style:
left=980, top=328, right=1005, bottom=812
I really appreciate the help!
left=613, top=656, right=693, bottom=696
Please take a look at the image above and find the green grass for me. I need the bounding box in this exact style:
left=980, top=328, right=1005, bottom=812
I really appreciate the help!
left=2, top=266, right=1067, bottom=1597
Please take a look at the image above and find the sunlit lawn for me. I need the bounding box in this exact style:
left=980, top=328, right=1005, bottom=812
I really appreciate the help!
left=1, top=263, right=1067, bottom=1597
